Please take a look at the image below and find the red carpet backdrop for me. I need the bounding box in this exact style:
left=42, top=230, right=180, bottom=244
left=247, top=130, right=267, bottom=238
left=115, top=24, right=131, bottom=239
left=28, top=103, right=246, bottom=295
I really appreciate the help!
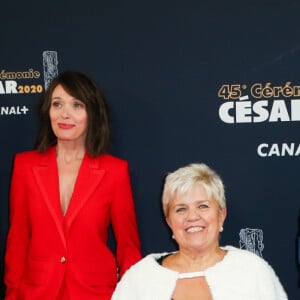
left=0, top=1, right=299, bottom=299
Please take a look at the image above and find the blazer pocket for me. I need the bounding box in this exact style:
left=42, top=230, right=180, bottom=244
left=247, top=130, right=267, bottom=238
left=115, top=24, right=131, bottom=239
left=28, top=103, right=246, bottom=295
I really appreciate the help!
left=23, top=259, right=49, bottom=285
left=78, top=261, right=117, bottom=288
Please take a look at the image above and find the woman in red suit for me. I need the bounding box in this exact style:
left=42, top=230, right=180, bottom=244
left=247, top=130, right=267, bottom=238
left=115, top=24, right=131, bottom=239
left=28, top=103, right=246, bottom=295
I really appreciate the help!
left=4, top=71, right=141, bottom=300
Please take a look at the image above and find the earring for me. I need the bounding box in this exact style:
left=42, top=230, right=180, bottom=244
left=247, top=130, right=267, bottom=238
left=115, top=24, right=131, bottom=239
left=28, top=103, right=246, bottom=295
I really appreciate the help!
left=220, top=226, right=224, bottom=232
left=172, top=234, right=175, bottom=239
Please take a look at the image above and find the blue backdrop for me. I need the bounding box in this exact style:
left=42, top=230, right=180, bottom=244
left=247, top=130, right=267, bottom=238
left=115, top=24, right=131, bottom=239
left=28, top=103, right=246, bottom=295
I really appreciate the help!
left=1, top=1, right=299, bottom=299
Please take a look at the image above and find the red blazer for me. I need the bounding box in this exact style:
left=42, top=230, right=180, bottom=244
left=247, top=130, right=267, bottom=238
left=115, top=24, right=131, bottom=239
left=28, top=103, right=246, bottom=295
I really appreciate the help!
left=4, top=146, right=141, bottom=300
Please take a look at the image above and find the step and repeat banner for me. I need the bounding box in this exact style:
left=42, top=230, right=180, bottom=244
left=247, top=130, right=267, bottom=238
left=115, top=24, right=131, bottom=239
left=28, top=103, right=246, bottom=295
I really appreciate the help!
left=1, top=1, right=299, bottom=299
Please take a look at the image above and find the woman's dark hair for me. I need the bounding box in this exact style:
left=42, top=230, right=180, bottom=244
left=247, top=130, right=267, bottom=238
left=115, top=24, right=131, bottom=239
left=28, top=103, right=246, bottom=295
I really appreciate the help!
left=35, top=71, right=110, bottom=156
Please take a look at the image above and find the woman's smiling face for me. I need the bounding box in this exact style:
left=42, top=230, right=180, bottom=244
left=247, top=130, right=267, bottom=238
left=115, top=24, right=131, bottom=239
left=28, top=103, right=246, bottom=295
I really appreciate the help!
left=166, top=184, right=226, bottom=253
left=50, top=84, right=88, bottom=145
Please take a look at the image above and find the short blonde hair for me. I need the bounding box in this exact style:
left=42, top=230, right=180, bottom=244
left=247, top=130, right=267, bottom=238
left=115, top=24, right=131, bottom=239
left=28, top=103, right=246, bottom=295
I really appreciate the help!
left=162, top=163, right=226, bottom=217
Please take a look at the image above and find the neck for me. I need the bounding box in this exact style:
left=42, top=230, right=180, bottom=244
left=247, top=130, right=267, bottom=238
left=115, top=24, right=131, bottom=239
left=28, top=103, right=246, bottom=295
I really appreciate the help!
left=56, top=142, right=85, bottom=164
left=174, top=246, right=226, bottom=272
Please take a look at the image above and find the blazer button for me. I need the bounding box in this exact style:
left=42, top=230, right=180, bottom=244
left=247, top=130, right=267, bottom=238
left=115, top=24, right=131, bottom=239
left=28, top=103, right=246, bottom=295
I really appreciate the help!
left=60, top=256, right=66, bottom=263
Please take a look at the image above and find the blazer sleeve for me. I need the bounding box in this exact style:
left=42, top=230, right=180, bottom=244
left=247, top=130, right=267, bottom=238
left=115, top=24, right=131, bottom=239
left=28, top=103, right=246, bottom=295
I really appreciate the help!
left=110, top=161, right=141, bottom=278
left=4, top=154, right=30, bottom=300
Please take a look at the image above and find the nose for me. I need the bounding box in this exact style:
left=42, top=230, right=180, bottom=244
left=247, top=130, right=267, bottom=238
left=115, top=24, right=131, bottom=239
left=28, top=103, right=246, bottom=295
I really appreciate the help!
left=186, top=208, right=200, bottom=221
left=61, top=106, right=70, bottom=119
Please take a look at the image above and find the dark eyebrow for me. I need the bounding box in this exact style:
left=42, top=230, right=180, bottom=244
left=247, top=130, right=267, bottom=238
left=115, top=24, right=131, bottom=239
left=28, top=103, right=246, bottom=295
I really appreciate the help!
left=51, top=96, right=61, bottom=100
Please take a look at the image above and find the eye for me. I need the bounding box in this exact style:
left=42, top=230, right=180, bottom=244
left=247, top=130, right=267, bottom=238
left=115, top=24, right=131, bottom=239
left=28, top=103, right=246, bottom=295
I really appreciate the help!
left=175, top=207, right=186, bottom=213
left=51, top=101, right=61, bottom=108
left=73, top=101, right=85, bottom=109
left=199, top=204, right=209, bottom=209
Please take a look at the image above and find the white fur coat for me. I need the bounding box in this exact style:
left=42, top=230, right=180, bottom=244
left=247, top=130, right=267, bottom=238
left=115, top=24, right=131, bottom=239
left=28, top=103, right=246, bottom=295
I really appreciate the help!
left=112, top=246, right=288, bottom=300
